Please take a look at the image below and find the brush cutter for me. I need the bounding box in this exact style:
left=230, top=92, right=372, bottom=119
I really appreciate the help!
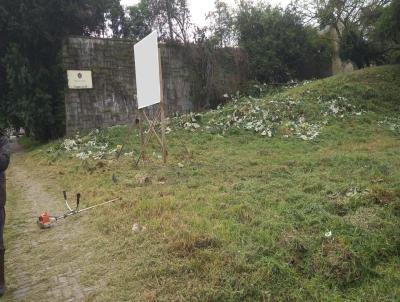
left=37, top=191, right=120, bottom=229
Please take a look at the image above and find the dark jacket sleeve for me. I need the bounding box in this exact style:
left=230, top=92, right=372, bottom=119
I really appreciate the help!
left=0, top=136, right=10, bottom=172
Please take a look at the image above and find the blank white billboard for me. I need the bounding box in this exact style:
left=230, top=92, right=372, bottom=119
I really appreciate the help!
left=134, top=31, right=161, bottom=109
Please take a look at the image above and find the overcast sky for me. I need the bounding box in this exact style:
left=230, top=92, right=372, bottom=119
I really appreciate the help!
left=120, top=0, right=291, bottom=27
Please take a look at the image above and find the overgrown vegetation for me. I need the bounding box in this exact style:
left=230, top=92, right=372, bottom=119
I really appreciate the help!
left=12, top=65, right=400, bottom=300
left=235, top=2, right=332, bottom=82
left=2, top=0, right=398, bottom=140
left=0, top=0, right=121, bottom=140
left=297, top=0, right=400, bottom=67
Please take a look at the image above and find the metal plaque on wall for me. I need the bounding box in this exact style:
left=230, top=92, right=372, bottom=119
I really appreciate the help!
left=67, top=70, right=93, bottom=89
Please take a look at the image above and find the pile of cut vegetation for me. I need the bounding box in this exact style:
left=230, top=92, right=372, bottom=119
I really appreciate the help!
left=54, top=66, right=399, bottom=162
left=173, top=65, right=399, bottom=139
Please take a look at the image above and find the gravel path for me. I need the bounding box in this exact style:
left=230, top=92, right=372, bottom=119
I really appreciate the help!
left=4, top=144, right=100, bottom=301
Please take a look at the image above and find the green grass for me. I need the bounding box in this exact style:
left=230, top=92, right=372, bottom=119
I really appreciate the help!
left=16, top=65, right=400, bottom=301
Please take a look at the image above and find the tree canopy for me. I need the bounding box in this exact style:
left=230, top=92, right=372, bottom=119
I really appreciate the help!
left=0, top=0, right=119, bottom=139
left=236, top=1, right=331, bottom=82
left=296, top=0, right=399, bottom=67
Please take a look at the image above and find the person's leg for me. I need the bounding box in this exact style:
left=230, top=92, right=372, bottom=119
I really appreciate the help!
left=0, top=206, right=5, bottom=296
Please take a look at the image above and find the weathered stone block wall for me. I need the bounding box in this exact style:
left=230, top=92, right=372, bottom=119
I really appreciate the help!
left=63, top=37, right=247, bottom=135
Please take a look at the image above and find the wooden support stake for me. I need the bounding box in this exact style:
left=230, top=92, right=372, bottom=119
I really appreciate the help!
left=139, top=109, right=145, bottom=161
left=143, top=110, right=163, bottom=147
left=159, top=48, right=167, bottom=164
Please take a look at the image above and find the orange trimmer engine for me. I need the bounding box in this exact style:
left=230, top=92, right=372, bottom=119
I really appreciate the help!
left=38, top=212, right=52, bottom=229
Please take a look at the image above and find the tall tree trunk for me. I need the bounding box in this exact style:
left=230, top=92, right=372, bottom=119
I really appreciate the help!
left=165, top=0, right=174, bottom=40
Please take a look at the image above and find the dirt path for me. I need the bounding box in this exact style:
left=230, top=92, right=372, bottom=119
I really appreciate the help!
left=4, top=145, right=101, bottom=301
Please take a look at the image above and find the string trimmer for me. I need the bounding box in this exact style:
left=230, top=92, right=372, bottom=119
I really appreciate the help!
left=37, top=191, right=121, bottom=229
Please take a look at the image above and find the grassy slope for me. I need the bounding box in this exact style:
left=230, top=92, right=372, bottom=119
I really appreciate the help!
left=20, top=65, right=400, bottom=301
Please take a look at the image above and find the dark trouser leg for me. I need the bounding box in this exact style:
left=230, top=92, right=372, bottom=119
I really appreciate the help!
left=0, top=206, right=5, bottom=295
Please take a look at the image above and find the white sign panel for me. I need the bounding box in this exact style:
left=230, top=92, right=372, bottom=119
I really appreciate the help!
left=134, top=31, right=161, bottom=109
left=67, top=70, right=93, bottom=89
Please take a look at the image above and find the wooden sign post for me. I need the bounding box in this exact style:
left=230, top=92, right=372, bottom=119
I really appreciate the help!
left=134, top=31, right=167, bottom=165
left=159, top=48, right=167, bottom=163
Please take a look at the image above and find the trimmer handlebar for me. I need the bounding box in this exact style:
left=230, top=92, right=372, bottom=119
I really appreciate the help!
left=77, top=193, right=81, bottom=209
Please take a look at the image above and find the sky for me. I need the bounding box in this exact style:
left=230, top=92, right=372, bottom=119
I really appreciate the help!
left=120, top=0, right=291, bottom=27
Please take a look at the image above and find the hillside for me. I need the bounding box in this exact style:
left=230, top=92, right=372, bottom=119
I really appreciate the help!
left=7, top=65, right=400, bottom=301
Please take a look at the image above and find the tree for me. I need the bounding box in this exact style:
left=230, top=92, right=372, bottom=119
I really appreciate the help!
left=207, top=0, right=236, bottom=47
left=125, top=0, right=154, bottom=41
left=124, top=0, right=191, bottom=43
left=297, top=0, right=388, bottom=30
left=173, top=0, right=192, bottom=43
left=372, top=0, right=400, bottom=62
left=107, top=1, right=130, bottom=38
left=375, top=0, right=400, bottom=44
left=235, top=1, right=331, bottom=82
left=339, top=26, right=372, bottom=67
left=295, top=0, right=392, bottom=67
left=0, top=0, right=118, bottom=140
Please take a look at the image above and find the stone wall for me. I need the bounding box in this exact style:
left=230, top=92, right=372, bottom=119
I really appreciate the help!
left=62, top=36, right=247, bottom=135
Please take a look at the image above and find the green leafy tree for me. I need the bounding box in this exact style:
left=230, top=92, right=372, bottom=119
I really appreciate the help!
left=372, top=0, right=400, bottom=62
left=236, top=1, right=331, bottom=83
left=173, top=0, right=192, bottom=43
left=296, top=0, right=392, bottom=67
left=207, top=0, right=236, bottom=47
left=107, top=1, right=130, bottom=38
left=0, top=0, right=117, bottom=140
left=124, top=0, right=191, bottom=43
left=375, top=0, right=400, bottom=43
left=126, top=0, right=154, bottom=41
left=339, top=25, right=378, bottom=68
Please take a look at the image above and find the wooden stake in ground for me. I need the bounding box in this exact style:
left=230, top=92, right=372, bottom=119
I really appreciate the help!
left=138, top=102, right=167, bottom=164
left=159, top=48, right=167, bottom=164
